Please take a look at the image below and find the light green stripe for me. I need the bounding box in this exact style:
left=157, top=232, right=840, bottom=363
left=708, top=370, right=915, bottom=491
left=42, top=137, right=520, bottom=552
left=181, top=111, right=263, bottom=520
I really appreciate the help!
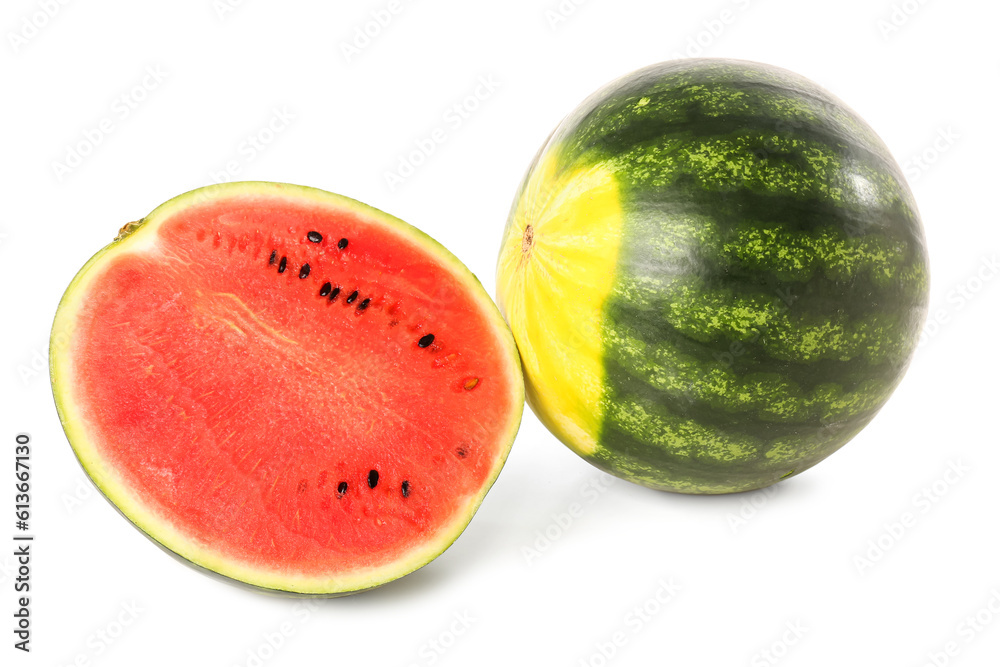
left=723, top=223, right=911, bottom=284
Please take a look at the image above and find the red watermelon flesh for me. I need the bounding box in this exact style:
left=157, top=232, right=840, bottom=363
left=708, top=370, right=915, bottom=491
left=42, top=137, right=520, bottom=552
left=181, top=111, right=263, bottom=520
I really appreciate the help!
left=50, top=182, right=523, bottom=595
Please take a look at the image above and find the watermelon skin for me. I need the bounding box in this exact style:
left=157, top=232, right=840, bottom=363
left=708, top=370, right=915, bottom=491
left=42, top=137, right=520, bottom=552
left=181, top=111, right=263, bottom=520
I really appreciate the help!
left=496, top=59, right=929, bottom=494
left=52, top=182, right=524, bottom=595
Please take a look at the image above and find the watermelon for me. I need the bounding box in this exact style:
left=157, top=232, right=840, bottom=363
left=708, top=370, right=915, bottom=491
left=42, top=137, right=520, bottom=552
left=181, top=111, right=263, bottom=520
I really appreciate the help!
left=496, top=59, right=929, bottom=494
left=51, top=182, right=523, bottom=595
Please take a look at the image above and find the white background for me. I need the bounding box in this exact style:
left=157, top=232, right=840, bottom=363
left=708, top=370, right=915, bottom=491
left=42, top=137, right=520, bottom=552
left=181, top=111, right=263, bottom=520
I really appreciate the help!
left=2, top=0, right=998, bottom=665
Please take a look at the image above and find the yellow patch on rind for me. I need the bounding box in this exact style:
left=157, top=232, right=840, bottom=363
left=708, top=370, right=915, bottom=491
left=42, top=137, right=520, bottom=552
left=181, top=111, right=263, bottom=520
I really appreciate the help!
left=497, top=152, right=622, bottom=456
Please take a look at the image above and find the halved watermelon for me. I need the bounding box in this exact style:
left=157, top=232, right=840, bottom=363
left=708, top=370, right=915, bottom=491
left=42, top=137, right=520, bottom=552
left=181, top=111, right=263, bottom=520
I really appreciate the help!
left=50, top=182, right=523, bottom=595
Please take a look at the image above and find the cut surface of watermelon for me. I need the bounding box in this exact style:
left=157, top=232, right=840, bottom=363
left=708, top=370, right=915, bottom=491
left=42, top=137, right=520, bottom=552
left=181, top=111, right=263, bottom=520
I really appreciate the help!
left=51, top=182, right=523, bottom=595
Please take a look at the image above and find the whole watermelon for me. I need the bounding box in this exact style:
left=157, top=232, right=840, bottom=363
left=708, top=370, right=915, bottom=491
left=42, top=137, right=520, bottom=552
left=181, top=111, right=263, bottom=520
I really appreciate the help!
left=496, top=59, right=929, bottom=494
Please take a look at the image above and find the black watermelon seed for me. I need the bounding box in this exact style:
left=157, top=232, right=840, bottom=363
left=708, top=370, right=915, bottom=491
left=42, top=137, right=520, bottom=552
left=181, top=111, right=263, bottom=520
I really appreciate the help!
left=337, top=238, right=349, bottom=250
left=401, top=480, right=410, bottom=498
left=278, top=256, right=287, bottom=273
left=337, top=481, right=348, bottom=495
left=307, top=231, right=323, bottom=243
left=358, top=298, right=371, bottom=311
left=268, top=250, right=276, bottom=265
left=329, top=287, right=341, bottom=301
left=367, top=470, right=379, bottom=489
left=346, top=290, right=359, bottom=304
left=455, top=446, right=468, bottom=458
left=299, top=263, right=310, bottom=279
left=418, top=334, right=435, bottom=348
left=319, top=282, right=332, bottom=297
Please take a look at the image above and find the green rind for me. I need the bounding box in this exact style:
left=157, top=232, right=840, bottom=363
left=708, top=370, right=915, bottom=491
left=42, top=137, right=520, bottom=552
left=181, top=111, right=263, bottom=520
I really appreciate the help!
left=538, top=60, right=929, bottom=493
left=51, top=181, right=524, bottom=595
